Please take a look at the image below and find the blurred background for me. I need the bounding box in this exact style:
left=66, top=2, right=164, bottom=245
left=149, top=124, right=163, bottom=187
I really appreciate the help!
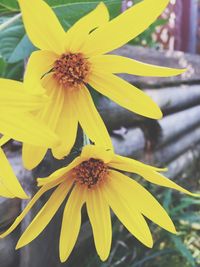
left=0, top=0, right=200, bottom=267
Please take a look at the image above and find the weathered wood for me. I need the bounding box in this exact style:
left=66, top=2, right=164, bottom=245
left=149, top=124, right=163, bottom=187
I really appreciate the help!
left=0, top=231, right=20, bottom=267
left=154, top=126, right=200, bottom=164
left=112, top=125, right=200, bottom=165
left=158, top=105, right=200, bottom=146
left=112, top=105, right=200, bottom=159
left=145, top=85, right=200, bottom=115
left=166, top=144, right=200, bottom=179
left=113, top=45, right=200, bottom=86
left=0, top=198, right=20, bottom=229
left=99, top=85, right=200, bottom=131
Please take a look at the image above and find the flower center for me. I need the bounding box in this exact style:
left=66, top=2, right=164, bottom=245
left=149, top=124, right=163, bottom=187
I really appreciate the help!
left=73, top=158, right=108, bottom=188
left=52, top=53, right=90, bottom=89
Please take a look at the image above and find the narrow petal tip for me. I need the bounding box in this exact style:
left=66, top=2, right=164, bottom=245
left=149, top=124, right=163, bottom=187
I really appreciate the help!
left=177, top=68, right=187, bottom=75
left=20, top=192, right=30, bottom=200
left=188, top=192, right=200, bottom=198
left=99, top=253, right=109, bottom=262
left=15, top=242, right=22, bottom=250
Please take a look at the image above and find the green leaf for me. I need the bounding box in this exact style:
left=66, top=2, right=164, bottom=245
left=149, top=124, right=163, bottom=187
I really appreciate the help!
left=0, top=0, right=19, bottom=11
left=170, top=235, right=195, bottom=267
left=8, top=34, right=35, bottom=63
left=0, top=20, right=25, bottom=61
left=0, top=0, right=121, bottom=63
left=53, top=0, right=121, bottom=30
left=178, top=212, right=200, bottom=224
left=0, top=56, right=6, bottom=76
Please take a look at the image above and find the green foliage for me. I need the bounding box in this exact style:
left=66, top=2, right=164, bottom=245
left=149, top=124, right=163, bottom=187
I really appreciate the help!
left=170, top=235, right=195, bottom=267
left=0, top=0, right=19, bottom=11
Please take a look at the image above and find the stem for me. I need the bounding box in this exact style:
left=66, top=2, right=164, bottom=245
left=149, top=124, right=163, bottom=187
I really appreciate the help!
left=0, top=13, right=22, bottom=32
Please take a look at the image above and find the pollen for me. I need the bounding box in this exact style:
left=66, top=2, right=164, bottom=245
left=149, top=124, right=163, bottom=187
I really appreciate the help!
left=73, top=158, right=108, bottom=188
left=52, top=53, right=90, bottom=89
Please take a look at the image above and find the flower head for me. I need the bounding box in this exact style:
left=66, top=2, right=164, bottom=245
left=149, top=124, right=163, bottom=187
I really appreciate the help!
left=1, top=145, right=197, bottom=262
left=18, top=0, right=186, bottom=169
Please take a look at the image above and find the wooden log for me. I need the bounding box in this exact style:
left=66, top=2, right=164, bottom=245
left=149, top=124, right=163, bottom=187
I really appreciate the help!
left=0, top=231, right=20, bottom=267
left=112, top=123, right=200, bottom=165
left=145, top=85, right=200, bottom=115
left=166, top=144, right=200, bottom=179
left=153, top=126, right=200, bottom=164
left=158, top=105, right=200, bottom=146
left=113, top=45, right=200, bottom=86
left=99, top=86, right=200, bottom=131
left=112, top=105, right=200, bottom=159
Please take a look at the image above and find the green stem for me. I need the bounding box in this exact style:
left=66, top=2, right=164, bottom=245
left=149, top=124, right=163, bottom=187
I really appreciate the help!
left=0, top=13, right=22, bottom=32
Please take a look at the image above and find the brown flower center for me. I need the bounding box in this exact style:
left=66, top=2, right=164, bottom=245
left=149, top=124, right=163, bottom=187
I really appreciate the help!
left=52, top=53, right=90, bottom=89
left=73, top=158, right=108, bottom=188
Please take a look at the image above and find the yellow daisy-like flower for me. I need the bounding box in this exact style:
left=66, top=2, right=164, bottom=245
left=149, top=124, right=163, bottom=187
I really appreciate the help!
left=18, top=0, right=185, bottom=169
left=0, top=78, right=58, bottom=199
left=1, top=145, right=197, bottom=262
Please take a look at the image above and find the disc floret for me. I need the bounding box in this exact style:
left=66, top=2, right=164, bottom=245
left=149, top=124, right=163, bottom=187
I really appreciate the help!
left=73, top=158, right=108, bottom=188
left=52, top=53, right=90, bottom=89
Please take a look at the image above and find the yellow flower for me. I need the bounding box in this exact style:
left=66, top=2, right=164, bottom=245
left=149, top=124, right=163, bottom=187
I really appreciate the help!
left=18, top=0, right=185, bottom=169
left=0, top=78, right=58, bottom=146
left=1, top=145, right=197, bottom=262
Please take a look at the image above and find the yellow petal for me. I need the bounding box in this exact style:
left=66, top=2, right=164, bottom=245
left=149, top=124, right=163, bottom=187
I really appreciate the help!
left=81, top=145, right=114, bottom=163
left=86, top=186, right=112, bottom=261
left=65, top=2, right=109, bottom=52
left=102, top=174, right=153, bottom=248
left=138, top=168, right=199, bottom=197
left=18, top=0, right=65, bottom=53
left=59, top=184, right=86, bottom=263
left=0, top=148, right=28, bottom=198
left=22, top=145, right=47, bottom=171
left=24, top=50, right=57, bottom=93
left=110, top=154, right=166, bottom=173
left=52, top=90, right=78, bottom=159
left=16, top=180, right=73, bottom=249
left=109, top=170, right=176, bottom=233
left=89, top=72, right=162, bottom=119
left=82, top=0, right=170, bottom=56
left=110, top=155, right=198, bottom=197
left=0, top=183, right=14, bottom=198
left=26, top=52, right=78, bottom=160
left=0, top=78, right=47, bottom=111
left=91, top=55, right=186, bottom=77
left=22, top=79, right=64, bottom=169
left=0, top=148, right=28, bottom=199
left=0, top=136, right=10, bottom=146
left=0, top=111, right=58, bottom=147
left=37, top=157, right=82, bottom=187
left=0, top=180, right=61, bottom=239
left=74, top=86, right=113, bottom=149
